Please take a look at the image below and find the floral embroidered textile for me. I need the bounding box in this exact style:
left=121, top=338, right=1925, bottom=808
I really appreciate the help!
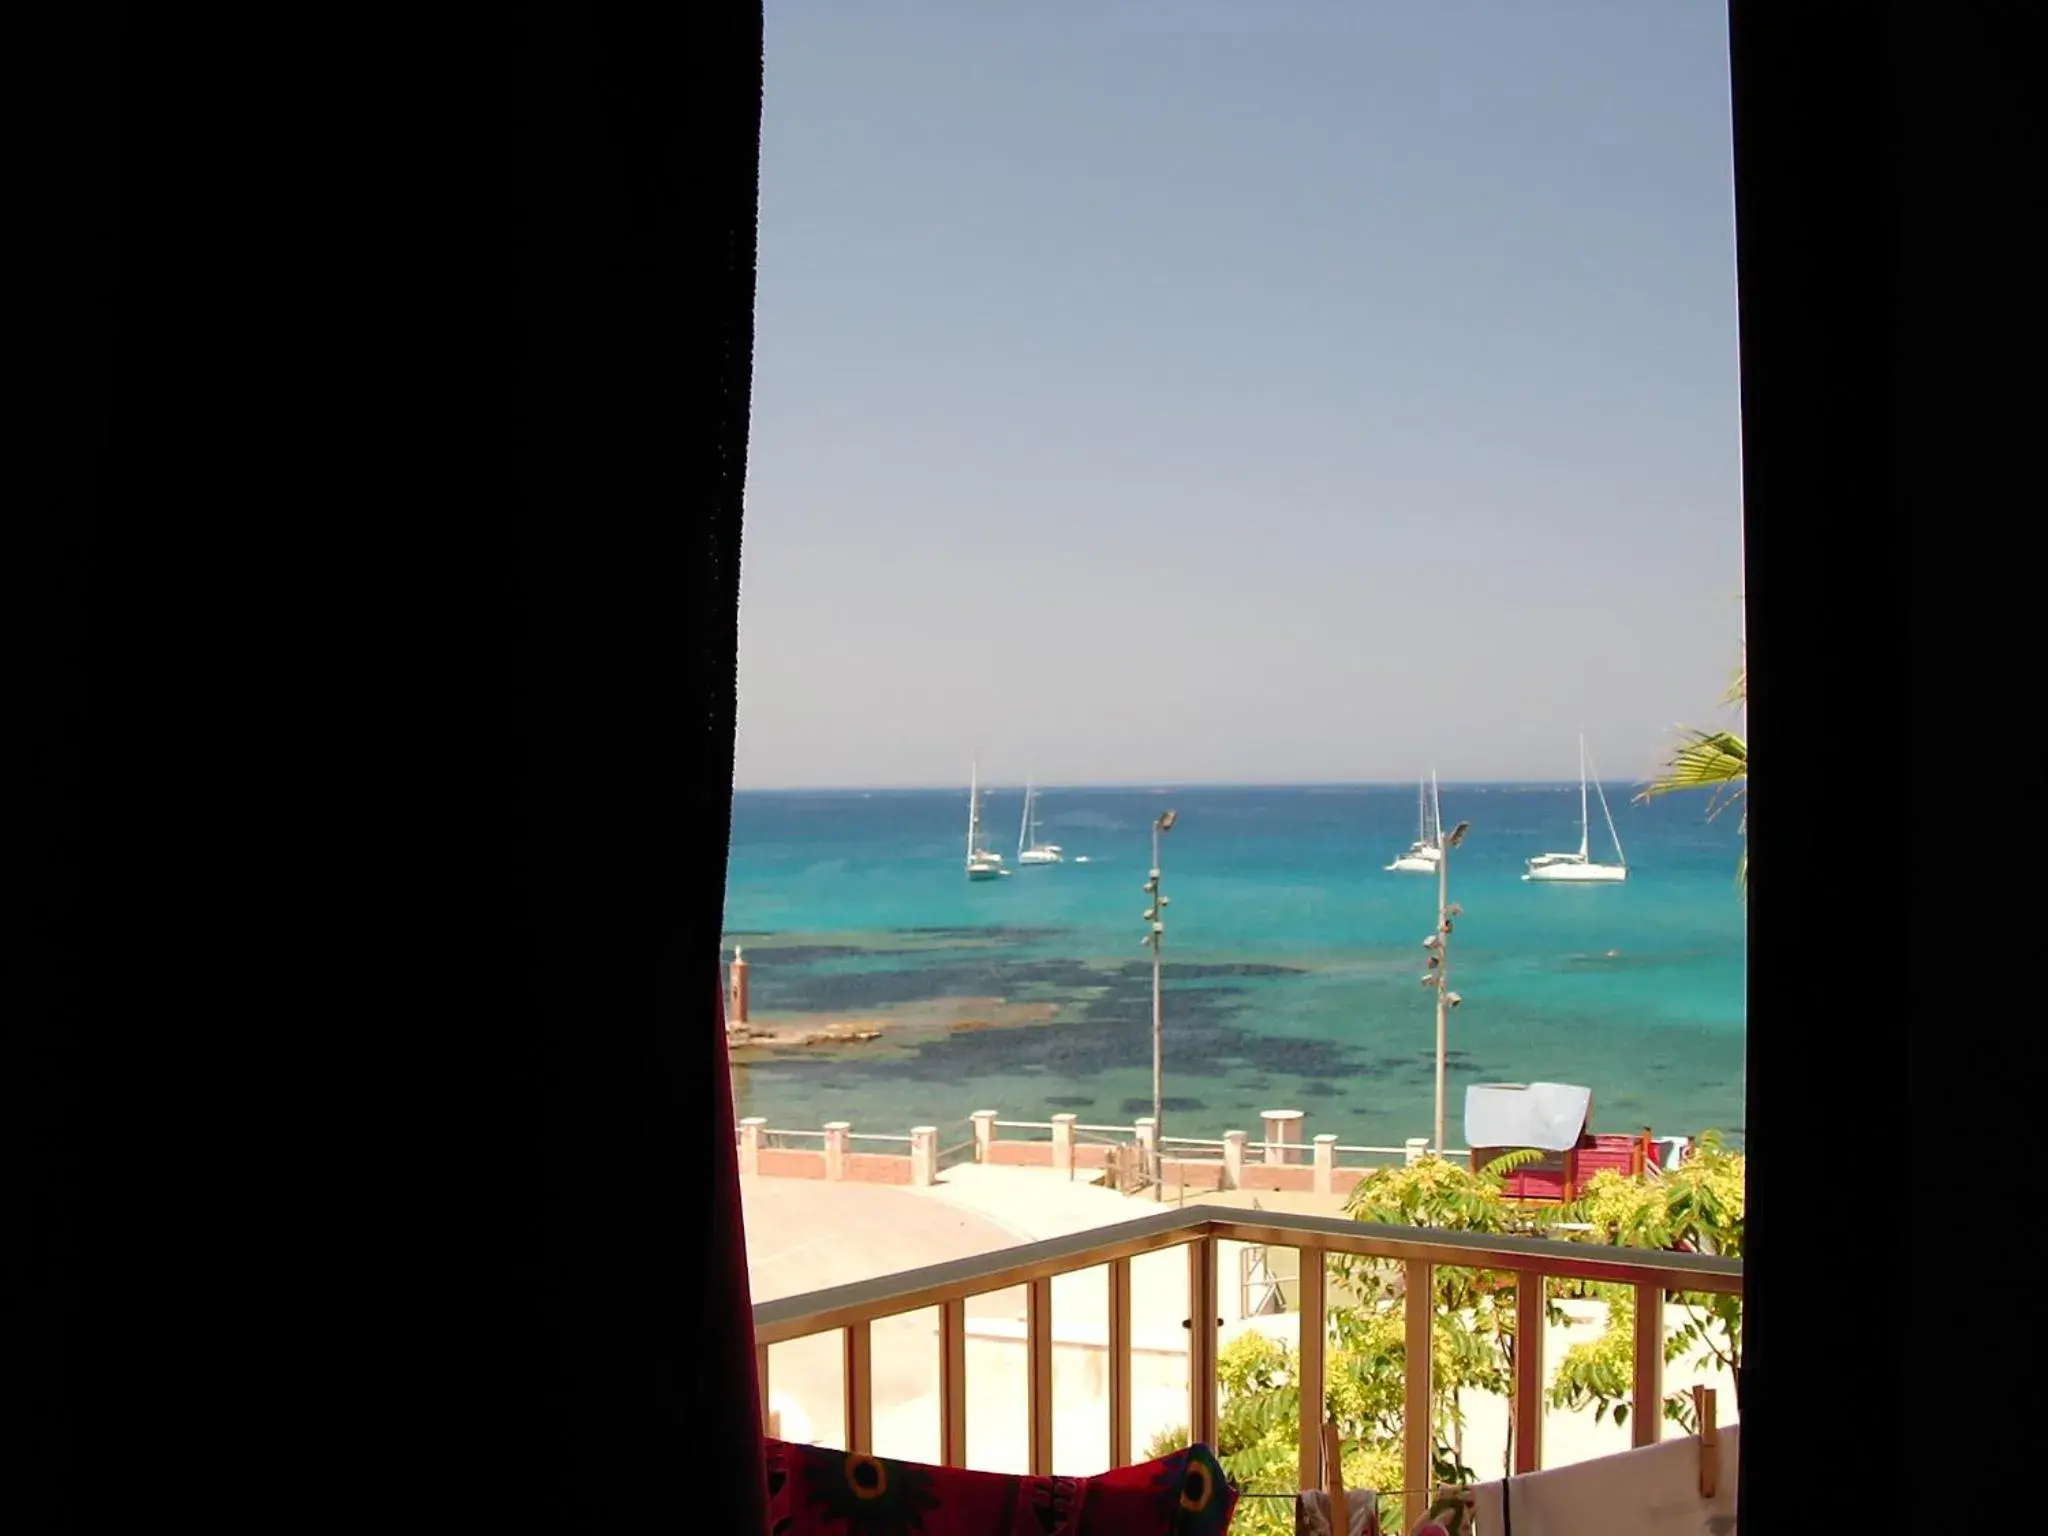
left=766, top=1439, right=1238, bottom=1536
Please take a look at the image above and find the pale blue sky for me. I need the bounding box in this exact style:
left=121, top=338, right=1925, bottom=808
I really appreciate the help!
left=737, top=3, right=1743, bottom=789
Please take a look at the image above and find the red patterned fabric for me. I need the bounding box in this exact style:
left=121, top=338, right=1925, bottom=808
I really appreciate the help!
left=766, top=1439, right=1238, bottom=1536
left=713, top=978, right=769, bottom=1527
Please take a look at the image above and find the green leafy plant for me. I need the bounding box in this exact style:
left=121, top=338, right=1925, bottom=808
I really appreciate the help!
left=1185, top=1142, right=1744, bottom=1531
left=1548, top=1133, right=1745, bottom=1430
left=1334, top=1153, right=1571, bottom=1488
left=1146, top=1331, right=1410, bottom=1536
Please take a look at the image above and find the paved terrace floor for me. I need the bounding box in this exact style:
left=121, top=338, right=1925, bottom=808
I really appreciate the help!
left=743, top=1167, right=1738, bottom=1481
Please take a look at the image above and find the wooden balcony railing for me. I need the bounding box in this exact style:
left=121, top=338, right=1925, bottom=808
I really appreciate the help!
left=751, top=1205, right=1742, bottom=1504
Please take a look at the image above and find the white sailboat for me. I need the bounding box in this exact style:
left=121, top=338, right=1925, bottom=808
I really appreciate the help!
left=1016, top=779, right=1063, bottom=865
left=1524, top=736, right=1628, bottom=883
left=1386, top=772, right=1445, bottom=873
left=966, top=757, right=1008, bottom=880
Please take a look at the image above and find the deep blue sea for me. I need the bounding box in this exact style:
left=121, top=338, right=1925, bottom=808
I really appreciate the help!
left=722, top=784, right=1745, bottom=1150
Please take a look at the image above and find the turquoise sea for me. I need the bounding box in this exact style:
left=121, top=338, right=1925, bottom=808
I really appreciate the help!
left=722, top=784, right=1745, bottom=1149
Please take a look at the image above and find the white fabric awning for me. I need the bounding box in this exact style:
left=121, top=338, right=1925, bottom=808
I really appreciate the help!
left=1462, top=1082, right=1592, bottom=1152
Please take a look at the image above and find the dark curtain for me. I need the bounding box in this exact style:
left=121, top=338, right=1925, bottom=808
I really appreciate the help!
left=25, top=0, right=771, bottom=1527
left=527, top=5, right=769, bottom=1530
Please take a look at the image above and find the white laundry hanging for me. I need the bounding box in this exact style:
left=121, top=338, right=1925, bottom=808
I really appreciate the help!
left=1467, top=1426, right=1739, bottom=1536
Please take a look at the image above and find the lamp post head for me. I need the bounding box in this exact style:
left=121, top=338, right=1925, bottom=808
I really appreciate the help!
left=1445, top=821, right=1470, bottom=850
left=1155, top=809, right=1178, bottom=834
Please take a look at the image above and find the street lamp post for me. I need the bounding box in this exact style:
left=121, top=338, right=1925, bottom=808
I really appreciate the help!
left=1144, top=809, right=1178, bottom=1201
left=1426, top=819, right=1470, bottom=1155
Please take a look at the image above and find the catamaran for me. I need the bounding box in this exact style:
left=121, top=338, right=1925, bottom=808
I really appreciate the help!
left=1386, top=772, right=1445, bottom=873
left=966, top=758, right=1008, bottom=880
left=1524, top=736, right=1628, bottom=883
left=1016, top=779, right=1063, bottom=865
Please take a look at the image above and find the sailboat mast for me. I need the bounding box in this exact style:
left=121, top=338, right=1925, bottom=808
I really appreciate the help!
left=1430, top=770, right=1443, bottom=848
left=1588, top=747, right=1626, bottom=866
left=1019, top=780, right=1032, bottom=859
left=968, top=757, right=980, bottom=864
left=1577, top=735, right=1590, bottom=859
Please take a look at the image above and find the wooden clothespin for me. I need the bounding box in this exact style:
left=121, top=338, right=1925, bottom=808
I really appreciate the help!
left=1321, top=1420, right=1349, bottom=1530
left=1691, top=1385, right=1719, bottom=1498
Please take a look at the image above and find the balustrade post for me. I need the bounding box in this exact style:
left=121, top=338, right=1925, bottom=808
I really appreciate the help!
left=1313, top=1133, right=1338, bottom=1194
left=1051, top=1113, right=1077, bottom=1176
left=738, top=1116, right=764, bottom=1177
left=1222, top=1129, right=1247, bottom=1189
left=823, top=1121, right=849, bottom=1181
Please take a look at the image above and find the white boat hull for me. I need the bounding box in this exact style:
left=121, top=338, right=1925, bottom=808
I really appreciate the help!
left=1387, top=776, right=1446, bottom=873
left=1523, top=860, right=1627, bottom=883
left=967, top=863, right=1007, bottom=881
left=1018, top=848, right=1062, bottom=865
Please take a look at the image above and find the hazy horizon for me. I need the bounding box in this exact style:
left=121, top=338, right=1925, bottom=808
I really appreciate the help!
left=733, top=774, right=1668, bottom=794
left=737, top=4, right=1744, bottom=790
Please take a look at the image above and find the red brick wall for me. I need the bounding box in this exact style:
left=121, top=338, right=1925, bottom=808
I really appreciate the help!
left=842, top=1152, right=913, bottom=1185
left=1163, top=1159, right=1229, bottom=1193
left=987, top=1142, right=1056, bottom=1167
left=757, top=1148, right=827, bottom=1178
left=1234, top=1164, right=1318, bottom=1194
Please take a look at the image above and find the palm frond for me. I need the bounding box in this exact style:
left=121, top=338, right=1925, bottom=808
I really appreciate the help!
left=1641, top=651, right=1748, bottom=895
left=1633, top=730, right=1746, bottom=816
left=1480, top=1147, right=1546, bottom=1179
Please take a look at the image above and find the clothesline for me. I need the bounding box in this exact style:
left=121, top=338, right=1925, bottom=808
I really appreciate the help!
left=1235, top=1487, right=1434, bottom=1500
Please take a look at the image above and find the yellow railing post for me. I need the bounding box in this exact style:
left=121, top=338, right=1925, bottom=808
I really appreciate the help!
left=1108, top=1258, right=1133, bottom=1467
left=843, top=1320, right=873, bottom=1454
left=1027, top=1277, right=1055, bottom=1474
left=1295, top=1245, right=1328, bottom=1490
left=939, top=1298, right=968, bottom=1467
left=1403, top=1259, right=1434, bottom=1517
left=1187, top=1236, right=1218, bottom=1448
left=1632, top=1282, right=1665, bottom=1446
left=1513, top=1270, right=1546, bottom=1473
